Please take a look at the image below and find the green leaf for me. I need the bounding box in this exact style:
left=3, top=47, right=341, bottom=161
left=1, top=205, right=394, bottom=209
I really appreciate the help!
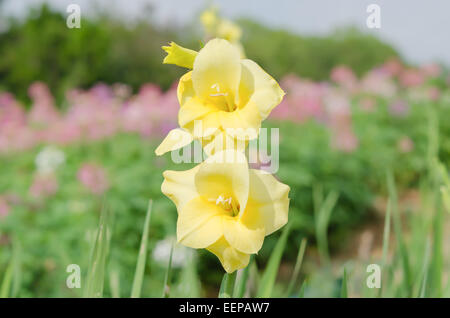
left=340, top=268, right=348, bottom=298
left=297, top=280, right=307, bottom=298
left=84, top=204, right=110, bottom=298
left=387, top=171, right=412, bottom=295
left=219, top=271, right=237, bottom=298
left=233, top=256, right=253, bottom=298
left=416, top=238, right=431, bottom=298
left=131, top=200, right=153, bottom=298
left=162, top=241, right=174, bottom=298
left=314, top=190, right=339, bottom=265
left=109, top=268, right=121, bottom=298
left=286, top=238, right=307, bottom=296
left=256, top=223, right=292, bottom=297
left=378, top=198, right=392, bottom=297
left=0, top=240, right=21, bottom=298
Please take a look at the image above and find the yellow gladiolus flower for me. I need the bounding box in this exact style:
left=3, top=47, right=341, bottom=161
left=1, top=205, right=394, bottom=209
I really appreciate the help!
left=200, top=8, right=242, bottom=44
left=161, top=150, right=290, bottom=273
left=156, top=38, right=285, bottom=156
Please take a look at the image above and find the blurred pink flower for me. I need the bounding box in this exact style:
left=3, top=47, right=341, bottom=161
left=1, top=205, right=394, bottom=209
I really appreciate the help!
left=0, top=197, right=10, bottom=218
left=77, top=163, right=109, bottom=195
left=273, top=76, right=326, bottom=122
left=389, top=100, right=409, bottom=117
left=331, top=129, right=359, bottom=152
left=330, top=65, right=357, bottom=92
left=427, top=87, right=441, bottom=101
left=381, top=58, right=403, bottom=77
left=29, top=173, right=59, bottom=198
left=28, top=82, right=59, bottom=126
left=398, top=136, right=414, bottom=153
left=420, top=63, right=441, bottom=78
left=400, top=69, right=424, bottom=88
left=361, top=69, right=397, bottom=97
left=359, top=97, right=376, bottom=112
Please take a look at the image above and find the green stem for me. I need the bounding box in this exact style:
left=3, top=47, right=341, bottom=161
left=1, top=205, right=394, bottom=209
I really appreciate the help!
left=218, top=271, right=237, bottom=298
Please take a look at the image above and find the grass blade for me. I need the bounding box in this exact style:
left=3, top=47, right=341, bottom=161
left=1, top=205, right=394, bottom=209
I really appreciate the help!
left=131, top=200, right=153, bottom=298
left=378, top=198, right=392, bottom=297
left=161, top=241, right=174, bottom=298
left=314, top=191, right=339, bottom=265
left=340, top=268, right=348, bottom=298
left=297, top=280, right=307, bottom=298
left=386, top=171, right=412, bottom=295
left=1, top=239, right=21, bottom=298
left=109, top=268, right=121, bottom=298
left=84, top=204, right=110, bottom=298
left=219, top=271, right=237, bottom=298
left=0, top=257, right=14, bottom=298
left=286, top=238, right=307, bottom=296
left=233, top=256, right=253, bottom=298
left=416, top=238, right=431, bottom=298
left=256, top=222, right=292, bottom=297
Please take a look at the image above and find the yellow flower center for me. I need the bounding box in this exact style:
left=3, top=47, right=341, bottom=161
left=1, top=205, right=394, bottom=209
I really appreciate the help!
left=208, top=83, right=236, bottom=112
left=211, top=194, right=239, bottom=216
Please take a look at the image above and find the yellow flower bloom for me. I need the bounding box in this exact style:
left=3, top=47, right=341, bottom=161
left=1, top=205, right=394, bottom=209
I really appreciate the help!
left=156, top=38, right=285, bottom=156
left=161, top=150, right=290, bottom=273
left=200, top=8, right=218, bottom=34
left=200, top=8, right=242, bottom=44
left=216, top=19, right=242, bottom=44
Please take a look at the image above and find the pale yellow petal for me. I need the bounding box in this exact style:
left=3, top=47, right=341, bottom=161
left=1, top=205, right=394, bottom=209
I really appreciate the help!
left=222, top=212, right=265, bottom=254
left=161, top=165, right=199, bottom=212
left=178, top=97, right=214, bottom=128
left=240, top=59, right=285, bottom=119
left=177, top=71, right=195, bottom=105
left=207, top=236, right=250, bottom=273
left=219, top=103, right=261, bottom=140
left=192, top=38, right=241, bottom=101
left=177, top=197, right=224, bottom=248
left=201, top=130, right=248, bottom=156
left=162, top=42, right=198, bottom=69
left=155, top=128, right=193, bottom=156
left=247, top=169, right=290, bottom=235
left=195, top=150, right=249, bottom=212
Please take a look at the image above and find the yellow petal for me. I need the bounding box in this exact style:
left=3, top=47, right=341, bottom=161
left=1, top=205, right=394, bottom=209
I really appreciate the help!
left=192, top=38, right=241, bottom=102
left=247, top=169, right=290, bottom=235
left=162, top=42, right=198, bottom=69
left=177, top=197, right=224, bottom=248
left=222, top=212, right=265, bottom=254
left=219, top=103, right=261, bottom=140
left=195, top=150, right=249, bottom=212
left=155, top=128, right=193, bottom=156
left=178, top=97, right=214, bottom=128
left=177, top=71, right=195, bottom=105
left=201, top=130, right=248, bottom=156
left=217, top=19, right=242, bottom=43
left=161, top=165, right=199, bottom=212
left=239, top=59, right=285, bottom=119
left=207, top=236, right=250, bottom=273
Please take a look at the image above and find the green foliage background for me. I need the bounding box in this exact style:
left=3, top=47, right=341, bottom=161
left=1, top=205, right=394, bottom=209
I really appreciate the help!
left=0, top=4, right=398, bottom=105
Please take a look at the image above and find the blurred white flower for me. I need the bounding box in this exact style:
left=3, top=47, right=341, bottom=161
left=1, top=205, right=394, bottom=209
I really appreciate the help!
left=35, top=145, right=65, bottom=174
left=152, top=237, right=194, bottom=268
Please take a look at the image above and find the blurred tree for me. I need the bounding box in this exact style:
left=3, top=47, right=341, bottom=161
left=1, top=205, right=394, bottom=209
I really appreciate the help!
left=0, top=4, right=400, bottom=106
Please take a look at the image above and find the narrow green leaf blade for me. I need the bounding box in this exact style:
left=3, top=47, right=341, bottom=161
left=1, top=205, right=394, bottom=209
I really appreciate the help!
left=84, top=205, right=110, bottom=298
left=219, top=272, right=237, bottom=298
left=131, top=200, right=153, bottom=298
left=256, top=223, right=292, bottom=297
left=286, top=238, right=307, bottom=296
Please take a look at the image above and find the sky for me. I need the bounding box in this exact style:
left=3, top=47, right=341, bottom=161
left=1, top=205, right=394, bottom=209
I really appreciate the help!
left=2, top=0, right=449, bottom=65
